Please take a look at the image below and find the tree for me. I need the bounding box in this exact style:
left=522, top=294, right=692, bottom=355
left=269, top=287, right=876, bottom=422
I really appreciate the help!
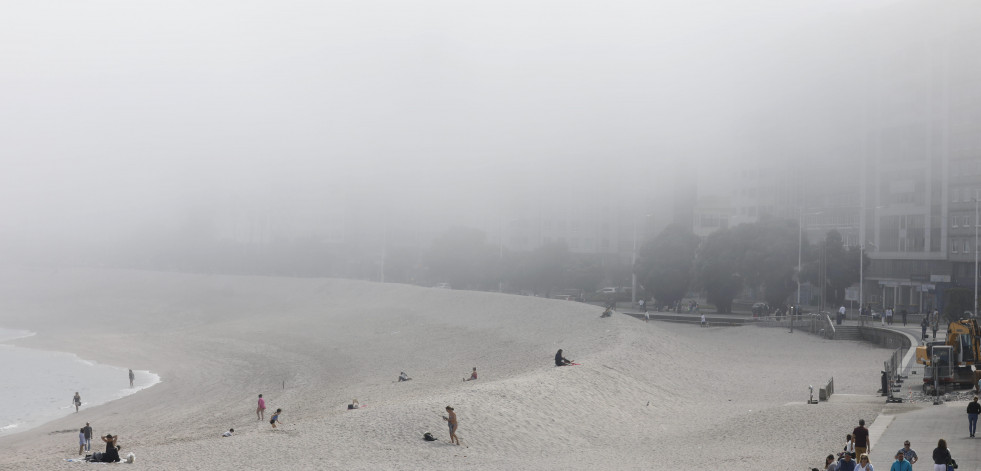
left=696, top=228, right=743, bottom=313
left=800, top=229, right=869, bottom=307
left=635, top=224, right=700, bottom=307
left=748, top=217, right=803, bottom=308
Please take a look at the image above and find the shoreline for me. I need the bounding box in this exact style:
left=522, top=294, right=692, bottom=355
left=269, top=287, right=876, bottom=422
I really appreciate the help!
left=0, top=327, right=162, bottom=439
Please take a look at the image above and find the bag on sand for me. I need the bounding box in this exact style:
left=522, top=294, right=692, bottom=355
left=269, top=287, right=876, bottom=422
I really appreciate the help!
left=423, top=432, right=437, bottom=441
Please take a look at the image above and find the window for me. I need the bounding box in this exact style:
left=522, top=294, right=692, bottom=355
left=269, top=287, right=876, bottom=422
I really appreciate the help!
left=953, top=239, right=959, bottom=253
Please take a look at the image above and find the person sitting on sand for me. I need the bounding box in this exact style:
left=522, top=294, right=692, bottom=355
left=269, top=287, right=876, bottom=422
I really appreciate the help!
left=101, top=434, right=118, bottom=454
left=270, top=408, right=282, bottom=428
left=464, top=367, right=477, bottom=381
left=398, top=371, right=412, bottom=382
left=555, top=349, right=571, bottom=366
left=442, top=406, right=459, bottom=445
left=102, top=445, right=121, bottom=463
left=348, top=399, right=360, bottom=409
left=222, top=428, right=234, bottom=437
left=600, top=307, right=612, bottom=318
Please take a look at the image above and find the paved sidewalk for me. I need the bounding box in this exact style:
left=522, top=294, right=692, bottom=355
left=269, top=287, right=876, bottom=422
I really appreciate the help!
left=869, top=401, right=981, bottom=469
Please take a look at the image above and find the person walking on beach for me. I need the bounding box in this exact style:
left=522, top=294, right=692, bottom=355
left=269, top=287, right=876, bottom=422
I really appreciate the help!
left=82, top=422, right=92, bottom=452
left=257, top=394, right=266, bottom=420
left=931, top=438, right=951, bottom=471
left=967, top=396, right=981, bottom=437
left=442, top=406, right=459, bottom=445
left=129, top=369, right=135, bottom=388
left=78, top=428, right=86, bottom=455
left=555, top=349, right=571, bottom=366
left=464, top=367, right=477, bottom=381
left=270, top=408, right=282, bottom=428
left=853, top=419, right=870, bottom=459
left=890, top=450, right=911, bottom=471
left=898, top=440, right=917, bottom=465
left=73, top=392, right=81, bottom=412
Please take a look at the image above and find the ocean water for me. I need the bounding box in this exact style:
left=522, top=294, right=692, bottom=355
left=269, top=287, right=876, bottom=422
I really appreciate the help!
left=0, top=328, right=161, bottom=437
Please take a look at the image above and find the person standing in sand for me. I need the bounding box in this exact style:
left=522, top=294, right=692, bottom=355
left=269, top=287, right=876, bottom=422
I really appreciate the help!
left=257, top=394, right=266, bottom=420
left=442, top=406, right=459, bottom=445
left=129, top=369, right=135, bottom=388
left=73, top=392, right=81, bottom=412
left=78, top=428, right=85, bottom=455
left=83, top=422, right=92, bottom=452
left=270, top=408, right=282, bottom=428
left=464, top=367, right=477, bottom=381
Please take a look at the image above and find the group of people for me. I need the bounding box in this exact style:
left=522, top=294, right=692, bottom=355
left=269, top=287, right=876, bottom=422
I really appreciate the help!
left=821, top=418, right=957, bottom=471
left=256, top=393, right=283, bottom=428
left=81, top=432, right=124, bottom=463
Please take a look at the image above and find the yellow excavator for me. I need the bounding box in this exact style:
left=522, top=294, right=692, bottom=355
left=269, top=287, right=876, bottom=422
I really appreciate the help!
left=915, top=318, right=981, bottom=390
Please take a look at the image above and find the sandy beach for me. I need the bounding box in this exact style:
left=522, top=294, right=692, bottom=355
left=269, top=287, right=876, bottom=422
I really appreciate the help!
left=0, top=267, right=894, bottom=470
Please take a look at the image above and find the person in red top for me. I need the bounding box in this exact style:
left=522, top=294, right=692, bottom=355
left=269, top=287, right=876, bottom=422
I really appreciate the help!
left=256, top=394, right=266, bottom=421
left=852, top=419, right=870, bottom=458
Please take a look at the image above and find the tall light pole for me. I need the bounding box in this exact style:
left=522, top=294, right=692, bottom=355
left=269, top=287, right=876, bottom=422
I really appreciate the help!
left=975, top=189, right=979, bottom=316
left=631, top=214, right=651, bottom=305
left=798, top=210, right=823, bottom=306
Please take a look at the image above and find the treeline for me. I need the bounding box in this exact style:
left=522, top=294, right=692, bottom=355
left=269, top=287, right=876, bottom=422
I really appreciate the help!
left=636, top=217, right=868, bottom=313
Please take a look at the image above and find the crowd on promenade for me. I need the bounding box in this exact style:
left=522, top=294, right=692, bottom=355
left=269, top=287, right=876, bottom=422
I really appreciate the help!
left=817, top=417, right=964, bottom=471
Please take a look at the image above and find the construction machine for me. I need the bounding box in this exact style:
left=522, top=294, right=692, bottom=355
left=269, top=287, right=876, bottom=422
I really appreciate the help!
left=915, top=317, right=981, bottom=391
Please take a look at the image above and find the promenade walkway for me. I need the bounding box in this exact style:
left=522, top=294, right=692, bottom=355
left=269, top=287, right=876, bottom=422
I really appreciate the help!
left=621, top=306, right=981, bottom=469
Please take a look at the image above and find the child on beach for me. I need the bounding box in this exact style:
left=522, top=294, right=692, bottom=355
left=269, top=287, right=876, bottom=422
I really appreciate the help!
left=222, top=428, right=234, bottom=437
left=270, top=408, right=282, bottom=428
left=73, top=392, right=81, bottom=412
left=257, top=394, right=266, bottom=420
left=464, top=367, right=477, bottom=381
left=78, top=428, right=85, bottom=455
left=399, top=371, right=411, bottom=382
left=442, top=406, right=459, bottom=445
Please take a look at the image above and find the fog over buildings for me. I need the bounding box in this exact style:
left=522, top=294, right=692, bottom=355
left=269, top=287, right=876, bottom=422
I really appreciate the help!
left=2, top=1, right=980, bottom=303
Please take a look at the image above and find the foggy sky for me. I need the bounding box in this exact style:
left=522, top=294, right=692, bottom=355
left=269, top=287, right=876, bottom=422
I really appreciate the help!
left=1, top=0, right=903, bottom=249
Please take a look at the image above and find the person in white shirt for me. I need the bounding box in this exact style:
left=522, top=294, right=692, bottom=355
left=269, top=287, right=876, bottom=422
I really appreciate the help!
left=221, top=428, right=234, bottom=437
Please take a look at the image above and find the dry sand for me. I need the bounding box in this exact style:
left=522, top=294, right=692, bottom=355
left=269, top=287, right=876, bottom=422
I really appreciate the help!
left=0, top=268, right=894, bottom=470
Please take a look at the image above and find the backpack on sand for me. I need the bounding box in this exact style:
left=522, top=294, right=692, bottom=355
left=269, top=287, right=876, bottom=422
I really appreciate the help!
left=423, top=432, right=437, bottom=441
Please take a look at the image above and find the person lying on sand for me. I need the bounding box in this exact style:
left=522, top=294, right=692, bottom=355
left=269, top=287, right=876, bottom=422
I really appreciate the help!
left=464, top=367, right=477, bottom=381
left=555, top=349, right=572, bottom=366
left=398, top=371, right=412, bottom=382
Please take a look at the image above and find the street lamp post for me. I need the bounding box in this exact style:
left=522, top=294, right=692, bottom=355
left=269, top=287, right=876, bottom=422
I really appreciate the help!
left=798, top=211, right=823, bottom=307
left=975, top=189, right=979, bottom=316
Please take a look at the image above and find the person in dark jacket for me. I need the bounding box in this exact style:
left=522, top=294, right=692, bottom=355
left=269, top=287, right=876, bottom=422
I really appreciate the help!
left=932, top=438, right=952, bottom=471
left=554, top=349, right=571, bottom=366
left=968, top=396, right=981, bottom=437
